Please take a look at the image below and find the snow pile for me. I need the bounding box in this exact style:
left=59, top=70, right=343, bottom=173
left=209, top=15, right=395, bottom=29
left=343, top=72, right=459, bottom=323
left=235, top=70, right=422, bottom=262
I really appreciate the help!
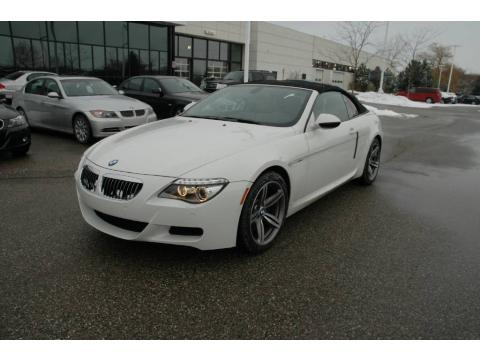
left=357, top=92, right=433, bottom=108
left=365, top=104, right=418, bottom=119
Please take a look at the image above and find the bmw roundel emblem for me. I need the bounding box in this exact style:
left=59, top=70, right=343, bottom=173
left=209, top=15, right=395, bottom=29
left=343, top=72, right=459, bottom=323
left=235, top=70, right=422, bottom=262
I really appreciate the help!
left=108, top=159, right=119, bottom=166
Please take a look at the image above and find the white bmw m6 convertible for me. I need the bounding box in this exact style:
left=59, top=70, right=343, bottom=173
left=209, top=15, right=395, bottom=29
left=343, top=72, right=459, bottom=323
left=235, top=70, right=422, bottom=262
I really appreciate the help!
left=75, top=80, right=382, bottom=253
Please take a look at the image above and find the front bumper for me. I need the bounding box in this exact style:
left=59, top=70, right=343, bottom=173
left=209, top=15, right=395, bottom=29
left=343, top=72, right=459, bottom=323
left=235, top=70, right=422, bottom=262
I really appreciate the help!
left=0, top=125, right=31, bottom=151
left=87, top=112, right=157, bottom=138
left=75, top=160, right=250, bottom=250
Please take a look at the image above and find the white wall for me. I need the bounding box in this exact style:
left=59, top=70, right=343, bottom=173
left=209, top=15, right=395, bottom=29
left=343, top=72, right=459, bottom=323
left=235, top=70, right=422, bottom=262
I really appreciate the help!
left=177, top=21, right=385, bottom=90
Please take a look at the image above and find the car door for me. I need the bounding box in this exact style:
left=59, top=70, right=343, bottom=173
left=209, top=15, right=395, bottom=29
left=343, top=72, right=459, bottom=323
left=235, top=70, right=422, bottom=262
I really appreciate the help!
left=21, top=78, right=46, bottom=126
left=304, top=91, right=357, bottom=196
left=142, top=78, right=170, bottom=118
left=120, top=77, right=144, bottom=101
left=40, top=78, right=71, bottom=131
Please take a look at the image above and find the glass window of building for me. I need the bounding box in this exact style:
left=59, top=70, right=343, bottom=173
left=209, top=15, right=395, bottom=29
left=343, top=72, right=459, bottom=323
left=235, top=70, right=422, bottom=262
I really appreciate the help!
left=174, top=58, right=190, bottom=79
left=11, top=22, right=47, bottom=39
left=178, top=36, right=192, bottom=57
left=208, top=41, right=219, bottom=60
left=0, top=22, right=10, bottom=36
left=140, top=50, right=149, bottom=73
left=207, top=60, right=227, bottom=79
left=32, top=40, right=48, bottom=69
left=231, top=43, right=242, bottom=62
left=93, top=46, right=105, bottom=71
left=105, top=22, right=127, bottom=47
left=0, top=36, right=14, bottom=67
left=78, top=21, right=104, bottom=45
left=193, top=38, right=207, bottom=58
left=150, top=26, right=167, bottom=51
left=80, top=45, right=92, bottom=72
left=230, top=62, right=241, bottom=71
left=192, top=59, right=206, bottom=85
left=64, top=43, right=80, bottom=72
left=49, top=42, right=65, bottom=70
left=105, top=47, right=118, bottom=71
left=48, top=22, right=77, bottom=43
left=13, top=38, right=33, bottom=68
left=220, top=42, right=229, bottom=61
left=150, top=51, right=159, bottom=72
left=129, top=22, right=148, bottom=50
left=159, top=52, right=168, bottom=74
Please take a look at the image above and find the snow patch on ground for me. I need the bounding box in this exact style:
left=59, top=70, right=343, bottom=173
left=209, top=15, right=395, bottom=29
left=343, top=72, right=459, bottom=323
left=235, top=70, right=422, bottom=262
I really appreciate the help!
left=357, top=91, right=479, bottom=109
left=357, top=92, right=433, bottom=108
left=365, top=104, right=418, bottom=119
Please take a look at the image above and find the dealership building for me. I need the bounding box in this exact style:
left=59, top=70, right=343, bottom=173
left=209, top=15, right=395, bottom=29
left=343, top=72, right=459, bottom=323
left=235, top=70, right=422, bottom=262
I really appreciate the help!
left=0, top=21, right=383, bottom=89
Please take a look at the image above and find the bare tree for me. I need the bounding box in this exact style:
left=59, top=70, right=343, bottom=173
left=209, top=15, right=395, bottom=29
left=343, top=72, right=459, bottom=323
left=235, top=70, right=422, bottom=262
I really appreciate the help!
left=334, top=22, right=381, bottom=90
left=420, top=42, right=453, bottom=68
left=401, top=26, right=441, bottom=62
left=382, top=34, right=409, bottom=71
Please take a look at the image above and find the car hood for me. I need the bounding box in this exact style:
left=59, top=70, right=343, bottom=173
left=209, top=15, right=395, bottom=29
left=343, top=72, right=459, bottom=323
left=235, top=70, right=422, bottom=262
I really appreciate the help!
left=66, top=95, right=148, bottom=110
left=87, top=117, right=291, bottom=177
left=173, top=91, right=209, bottom=102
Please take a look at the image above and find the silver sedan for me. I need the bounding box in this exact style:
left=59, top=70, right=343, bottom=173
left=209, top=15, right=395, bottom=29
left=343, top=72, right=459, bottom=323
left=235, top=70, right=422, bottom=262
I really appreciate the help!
left=12, top=76, right=157, bottom=144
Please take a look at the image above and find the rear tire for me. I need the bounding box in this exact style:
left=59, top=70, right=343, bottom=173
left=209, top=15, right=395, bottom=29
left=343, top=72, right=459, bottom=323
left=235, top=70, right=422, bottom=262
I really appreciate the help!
left=73, top=114, right=92, bottom=144
left=358, top=138, right=381, bottom=185
left=237, top=171, right=288, bottom=254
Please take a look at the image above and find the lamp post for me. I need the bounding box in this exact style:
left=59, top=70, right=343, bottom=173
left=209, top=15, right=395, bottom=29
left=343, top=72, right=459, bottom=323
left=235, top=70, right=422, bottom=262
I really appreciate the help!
left=378, top=21, right=389, bottom=93
left=447, top=45, right=459, bottom=93
left=244, top=21, right=251, bottom=83
left=437, top=65, right=444, bottom=90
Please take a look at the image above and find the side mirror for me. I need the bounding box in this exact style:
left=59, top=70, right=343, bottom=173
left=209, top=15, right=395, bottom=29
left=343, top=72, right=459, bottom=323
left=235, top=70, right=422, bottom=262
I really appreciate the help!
left=315, top=113, right=342, bottom=129
left=118, top=89, right=125, bottom=95
left=183, top=102, right=196, bottom=112
left=152, top=88, right=163, bottom=96
left=47, top=91, right=61, bottom=99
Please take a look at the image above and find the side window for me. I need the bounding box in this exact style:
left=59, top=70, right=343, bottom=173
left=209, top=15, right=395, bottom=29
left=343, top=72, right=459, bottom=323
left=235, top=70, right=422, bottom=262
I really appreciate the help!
left=125, top=77, right=143, bottom=91
left=25, top=79, right=45, bottom=95
left=143, top=78, right=160, bottom=93
left=312, top=91, right=349, bottom=122
left=44, top=79, right=61, bottom=95
left=27, top=73, right=52, bottom=81
left=342, top=95, right=359, bottom=119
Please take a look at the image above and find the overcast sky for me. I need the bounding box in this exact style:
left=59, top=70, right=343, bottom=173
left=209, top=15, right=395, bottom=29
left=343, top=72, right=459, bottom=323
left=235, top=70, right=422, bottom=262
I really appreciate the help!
left=271, top=22, right=480, bottom=73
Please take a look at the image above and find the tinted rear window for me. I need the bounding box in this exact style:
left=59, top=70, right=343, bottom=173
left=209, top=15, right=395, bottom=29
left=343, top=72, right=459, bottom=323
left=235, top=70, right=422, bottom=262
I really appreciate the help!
left=4, top=71, right=25, bottom=80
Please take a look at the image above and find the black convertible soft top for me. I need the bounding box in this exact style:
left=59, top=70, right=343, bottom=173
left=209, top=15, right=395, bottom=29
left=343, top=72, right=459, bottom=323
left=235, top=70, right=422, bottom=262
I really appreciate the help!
left=249, top=80, right=368, bottom=114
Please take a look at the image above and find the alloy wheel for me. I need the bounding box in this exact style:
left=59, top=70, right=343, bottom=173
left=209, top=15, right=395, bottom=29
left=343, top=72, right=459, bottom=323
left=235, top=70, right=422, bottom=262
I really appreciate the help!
left=249, top=181, right=286, bottom=246
left=74, top=117, right=89, bottom=143
left=367, top=141, right=381, bottom=181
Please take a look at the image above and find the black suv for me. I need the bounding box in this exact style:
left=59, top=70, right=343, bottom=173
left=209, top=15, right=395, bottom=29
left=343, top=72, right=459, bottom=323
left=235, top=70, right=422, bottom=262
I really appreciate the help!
left=200, top=70, right=277, bottom=92
left=0, top=102, right=31, bottom=156
left=457, top=94, right=480, bottom=105
left=119, top=76, right=209, bottom=119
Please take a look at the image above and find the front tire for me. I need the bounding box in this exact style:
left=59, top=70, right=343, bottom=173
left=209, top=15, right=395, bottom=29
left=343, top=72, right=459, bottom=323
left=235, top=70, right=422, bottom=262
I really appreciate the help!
left=73, top=114, right=92, bottom=144
left=237, top=171, right=288, bottom=253
left=426, top=97, right=433, bottom=103
left=358, top=138, right=381, bottom=185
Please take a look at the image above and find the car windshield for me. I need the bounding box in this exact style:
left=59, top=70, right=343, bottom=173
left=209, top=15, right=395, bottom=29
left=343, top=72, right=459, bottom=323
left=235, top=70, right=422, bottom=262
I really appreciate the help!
left=223, top=71, right=244, bottom=81
left=160, top=78, right=203, bottom=93
left=182, top=85, right=311, bottom=127
left=60, top=79, right=118, bottom=97
left=3, top=71, right=25, bottom=80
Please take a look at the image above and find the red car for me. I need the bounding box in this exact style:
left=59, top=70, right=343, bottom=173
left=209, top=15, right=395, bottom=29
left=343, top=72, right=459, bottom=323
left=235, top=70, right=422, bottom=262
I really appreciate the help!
left=396, top=87, right=442, bottom=103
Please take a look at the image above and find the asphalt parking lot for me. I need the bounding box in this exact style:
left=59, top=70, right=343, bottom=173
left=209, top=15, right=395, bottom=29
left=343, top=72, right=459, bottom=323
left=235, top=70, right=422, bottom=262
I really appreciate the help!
left=1, top=105, right=480, bottom=339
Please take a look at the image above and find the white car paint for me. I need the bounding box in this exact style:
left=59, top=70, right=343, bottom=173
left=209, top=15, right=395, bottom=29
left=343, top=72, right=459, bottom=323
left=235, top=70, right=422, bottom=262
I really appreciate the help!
left=75, top=84, right=382, bottom=250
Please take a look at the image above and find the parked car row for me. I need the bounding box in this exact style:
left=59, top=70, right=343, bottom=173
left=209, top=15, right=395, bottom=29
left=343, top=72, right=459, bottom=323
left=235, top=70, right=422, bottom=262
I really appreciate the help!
left=396, top=87, right=479, bottom=105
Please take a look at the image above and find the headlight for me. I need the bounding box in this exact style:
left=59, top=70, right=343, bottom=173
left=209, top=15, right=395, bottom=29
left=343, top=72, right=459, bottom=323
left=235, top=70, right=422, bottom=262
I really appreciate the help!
left=159, top=178, right=229, bottom=203
left=89, top=110, right=118, bottom=118
left=7, top=115, right=27, bottom=128
left=216, top=83, right=227, bottom=90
